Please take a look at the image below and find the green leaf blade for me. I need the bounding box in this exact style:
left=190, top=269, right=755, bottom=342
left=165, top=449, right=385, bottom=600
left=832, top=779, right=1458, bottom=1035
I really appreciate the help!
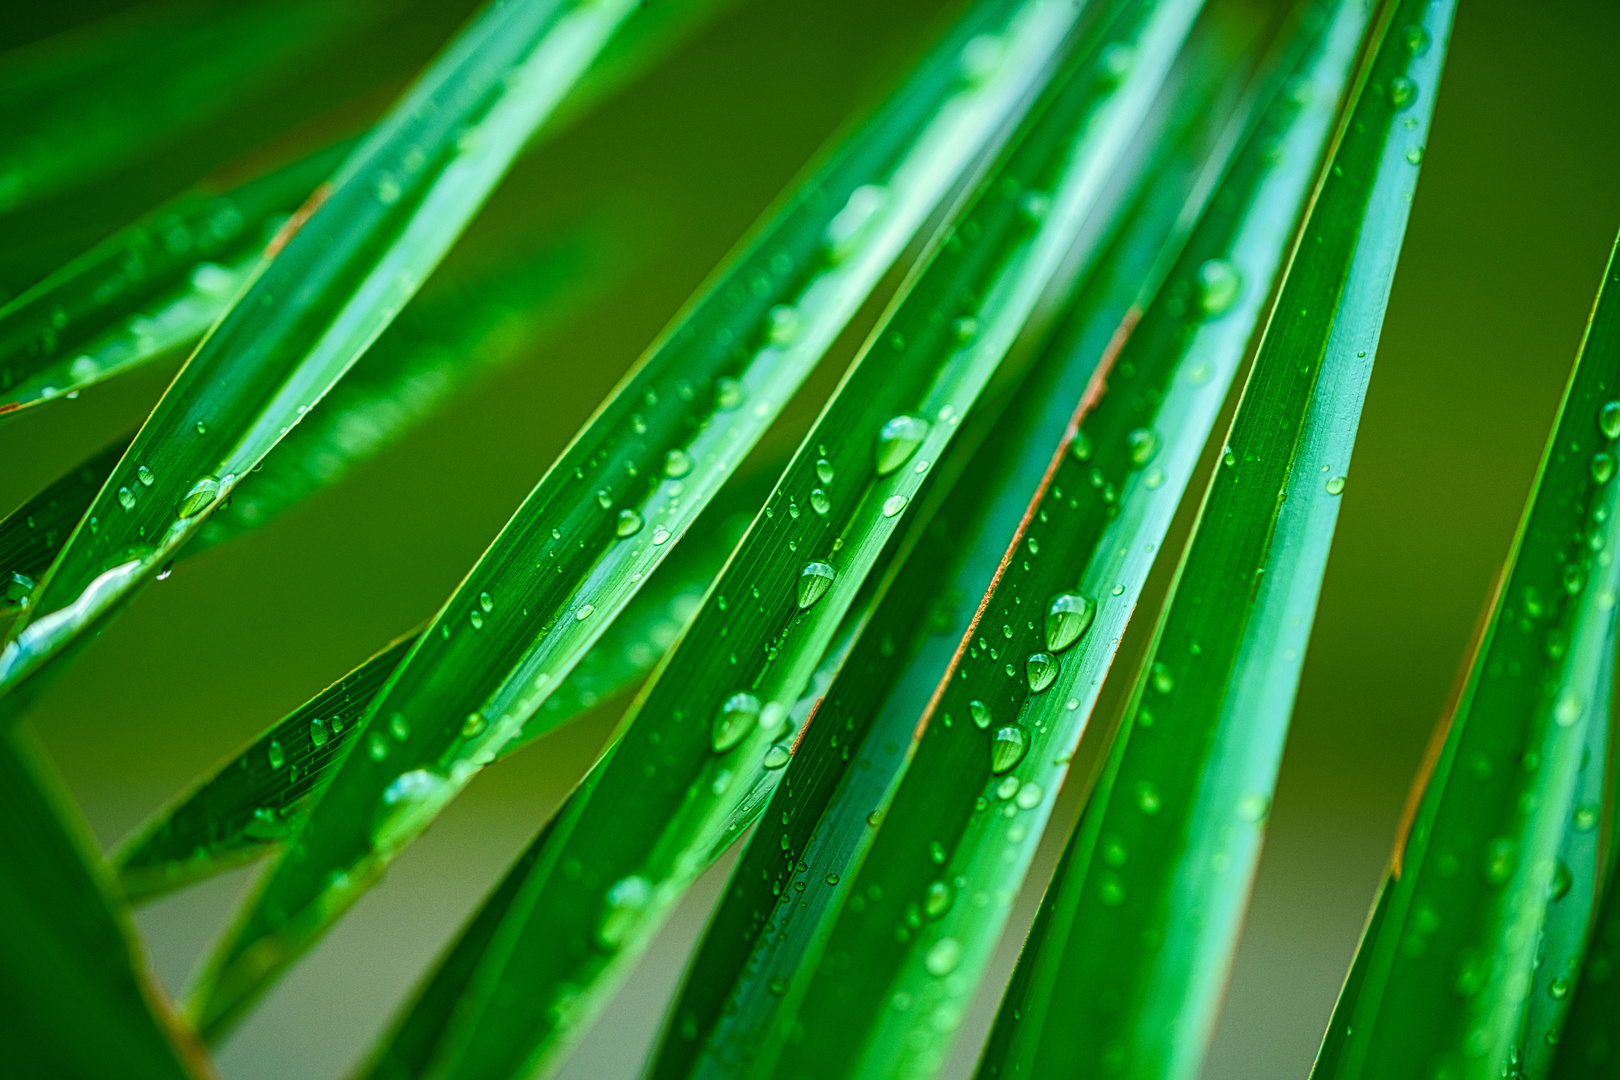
left=978, top=1, right=1456, bottom=1076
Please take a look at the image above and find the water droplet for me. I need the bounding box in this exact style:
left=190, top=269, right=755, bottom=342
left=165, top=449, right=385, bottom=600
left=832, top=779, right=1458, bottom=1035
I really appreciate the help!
left=824, top=185, right=887, bottom=261
left=1127, top=428, right=1159, bottom=467
left=1237, top=793, right=1271, bottom=822
left=462, top=713, right=487, bottom=738
left=1576, top=803, right=1600, bottom=831
left=598, top=875, right=652, bottom=950
left=925, top=936, right=963, bottom=976
left=1070, top=430, right=1092, bottom=461
left=991, top=726, right=1027, bottom=774
left=117, top=486, right=136, bottom=510
left=1550, top=975, right=1571, bottom=1000
left=1136, top=781, right=1161, bottom=814
left=470, top=610, right=484, bottom=630
left=952, top=316, right=979, bottom=342
left=763, top=745, right=791, bottom=769
left=179, top=476, right=221, bottom=517
left=310, top=718, right=329, bottom=747
left=930, top=840, right=947, bottom=864
left=478, top=591, right=493, bottom=613
left=1594, top=453, right=1615, bottom=483
left=816, top=458, right=835, bottom=484
left=1388, top=76, right=1418, bottom=109
left=876, top=415, right=930, bottom=475
left=883, top=494, right=908, bottom=517
left=1484, top=837, right=1517, bottom=883
left=1016, top=782, right=1043, bottom=810
left=664, top=449, right=692, bottom=478
left=1045, top=593, right=1095, bottom=653
left=767, top=305, right=802, bottom=346
left=195, top=421, right=208, bottom=435
left=1196, top=259, right=1241, bottom=317
left=1152, top=662, right=1174, bottom=694
left=374, top=174, right=402, bottom=204
left=267, top=741, right=285, bottom=769
left=1555, top=688, right=1584, bottom=727
left=368, top=732, right=389, bottom=761
left=798, top=562, right=836, bottom=609
left=1019, top=191, right=1051, bottom=225
left=712, top=692, right=762, bottom=752
left=576, top=604, right=595, bottom=621
left=1405, top=146, right=1424, bottom=165
left=1601, top=401, right=1620, bottom=439
left=996, top=775, right=1021, bottom=801
left=716, top=377, right=744, bottom=410
left=1026, top=652, right=1057, bottom=692
left=652, top=526, right=671, bottom=545
left=925, top=880, right=952, bottom=919
left=617, top=509, right=644, bottom=538
left=389, top=713, right=410, bottom=740
left=969, top=700, right=992, bottom=729
left=810, top=488, right=831, bottom=515
left=137, top=465, right=154, bottom=486
left=1144, top=467, right=1165, bottom=489
left=1550, top=860, right=1573, bottom=901
left=1326, top=475, right=1347, bottom=495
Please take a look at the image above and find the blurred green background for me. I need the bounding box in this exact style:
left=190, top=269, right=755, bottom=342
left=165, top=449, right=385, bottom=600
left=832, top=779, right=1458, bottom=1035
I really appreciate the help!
left=1, top=0, right=1617, bottom=1076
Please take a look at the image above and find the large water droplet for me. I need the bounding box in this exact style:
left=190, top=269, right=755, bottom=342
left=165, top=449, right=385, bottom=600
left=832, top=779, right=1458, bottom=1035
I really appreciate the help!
left=876, top=415, right=929, bottom=475
left=1196, top=259, right=1241, bottom=317
left=925, top=936, right=963, bottom=976
left=1045, top=593, right=1095, bottom=653
left=712, top=692, right=762, bottom=752
left=617, top=509, right=644, bottom=538
left=990, top=726, right=1026, bottom=774
left=179, top=476, right=221, bottom=517
left=1601, top=400, right=1620, bottom=439
left=797, top=562, right=836, bottom=609
left=1026, top=652, right=1057, bottom=692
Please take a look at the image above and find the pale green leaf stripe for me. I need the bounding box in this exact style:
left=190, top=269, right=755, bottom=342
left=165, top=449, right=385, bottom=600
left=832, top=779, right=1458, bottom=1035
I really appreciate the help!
left=349, top=3, right=1206, bottom=1076
left=1316, top=235, right=1620, bottom=1074
left=0, top=728, right=210, bottom=1079
left=649, top=8, right=1273, bottom=1069
left=0, top=0, right=732, bottom=418
left=111, top=484, right=755, bottom=903
left=188, top=0, right=1082, bottom=1038
left=0, top=0, right=640, bottom=709
left=0, top=0, right=369, bottom=214
left=980, top=0, right=1453, bottom=1076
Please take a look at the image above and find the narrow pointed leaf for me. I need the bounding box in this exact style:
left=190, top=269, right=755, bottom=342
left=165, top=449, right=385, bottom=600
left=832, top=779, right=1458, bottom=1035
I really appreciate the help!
left=0, top=728, right=211, bottom=1079
left=1316, top=231, right=1620, bottom=1075
left=189, top=0, right=1085, bottom=1036
left=0, top=0, right=643, bottom=710
left=981, top=2, right=1454, bottom=1076
left=0, top=0, right=371, bottom=215
left=111, top=483, right=756, bottom=902
left=333, top=6, right=1199, bottom=1074
left=649, top=3, right=1283, bottom=1072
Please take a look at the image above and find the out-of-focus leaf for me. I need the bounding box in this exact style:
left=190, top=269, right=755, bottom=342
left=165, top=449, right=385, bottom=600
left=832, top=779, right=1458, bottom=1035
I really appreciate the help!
left=643, top=1, right=1285, bottom=1072
left=0, top=0, right=644, bottom=713
left=188, top=0, right=1085, bottom=1038
left=979, top=1, right=1453, bottom=1077
left=0, top=0, right=373, bottom=214
left=1315, top=231, right=1619, bottom=1076
left=0, top=728, right=212, bottom=1079
left=336, top=4, right=1207, bottom=1077
left=111, top=483, right=756, bottom=903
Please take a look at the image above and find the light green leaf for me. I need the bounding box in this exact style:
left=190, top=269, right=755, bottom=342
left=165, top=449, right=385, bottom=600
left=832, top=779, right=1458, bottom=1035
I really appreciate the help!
left=1315, top=230, right=1620, bottom=1075
left=0, top=0, right=643, bottom=711
left=187, top=0, right=1085, bottom=1038
left=0, top=727, right=211, bottom=1079
left=335, top=3, right=1209, bottom=1076
left=981, top=1, right=1454, bottom=1076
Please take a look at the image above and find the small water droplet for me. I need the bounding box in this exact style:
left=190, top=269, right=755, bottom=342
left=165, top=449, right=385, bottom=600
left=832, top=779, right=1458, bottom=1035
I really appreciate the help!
left=1016, top=782, right=1043, bottom=810
left=1405, top=146, right=1424, bottom=165
left=1484, top=837, right=1516, bottom=883
left=767, top=305, right=802, bottom=346
left=664, top=449, right=692, bottom=478
left=1136, top=781, right=1161, bottom=814
left=1196, top=259, right=1241, bottom=317
left=310, top=718, right=329, bottom=747
left=389, top=713, right=410, bottom=740
left=367, top=732, right=388, bottom=761
left=810, top=488, right=831, bottom=515
left=797, top=562, right=836, bottom=609
left=1550, top=860, right=1573, bottom=901
left=137, top=465, right=154, bottom=486
left=1152, top=662, right=1174, bottom=694
left=462, top=713, right=487, bottom=738
left=117, top=486, right=135, bottom=509
left=596, top=490, right=612, bottom=510
left=1070, top=430, right=1092, bottom=461
left=969, top=700, right=991, bottom=729
left=1326, top=475, right=1347, bottom=495
left=990, top=726, right=1027, bottom=774
left=952, top=316, right=978, bottom=342
left=1555, top=687, right=1583, bottom=727
left=598, top=875, right=652, bottom=950
left=1550, top=975, right=1571, bottom=1000
left=267, top=741, right=285, bottom=769
left=712, top=692, right=762, bottom=752
left=876, top=415, right=929, bottom=475
left=925, top=936, right=963, bottom=976
left=716, top=378, right=744, bottom=410
left=576, top=604, right=595, bottom=621
left=996, top=775, right=1020, bottom=801
left=1127, top=428, right=1159, bottom=467
left=1237, top=794, right=1271, bottom=822
left=1389, top=76, right=1418, bottom=109
left=374, top=174, right=402, bottom=204
left=479, top=591, right=493, bottom=613
left=1593, top=453, right=1615, bottom=483
left=652, top=526, right=671, bottom=545
left=763, top=745, right=791, bottom=769
left=195, top=421, right=208, bottom=435
left=1602, top=401, right=1620, bottom=439
left=815, top=458, right=835, bottom=485
left=1576, top=803, right=1600, bottom=831
left=1026, top=652, right=1057, bottom=692
left=617, top=509, right=644, bottom=538
left=883, top=494, right=908, bottom=517
left=470, top=610, right=484, bottom=630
